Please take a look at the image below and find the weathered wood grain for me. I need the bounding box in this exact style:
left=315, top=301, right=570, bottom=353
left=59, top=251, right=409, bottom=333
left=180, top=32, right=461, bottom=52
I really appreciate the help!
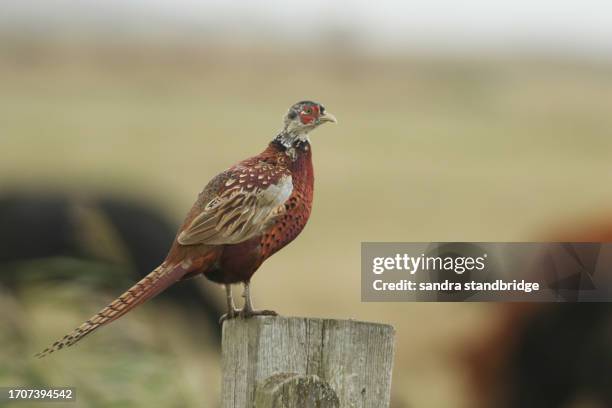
left=221, top=316, right=395, bottom=408
left=254, top=373, right=339, bottom=407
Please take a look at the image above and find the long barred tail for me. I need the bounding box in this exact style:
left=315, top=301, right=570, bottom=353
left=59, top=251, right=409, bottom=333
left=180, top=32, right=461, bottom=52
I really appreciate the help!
left=36, top=263, right=186, bottom=358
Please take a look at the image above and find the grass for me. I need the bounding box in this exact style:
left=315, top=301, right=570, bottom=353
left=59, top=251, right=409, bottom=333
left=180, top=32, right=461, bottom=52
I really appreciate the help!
left=1, top=45, right=612, bottom=407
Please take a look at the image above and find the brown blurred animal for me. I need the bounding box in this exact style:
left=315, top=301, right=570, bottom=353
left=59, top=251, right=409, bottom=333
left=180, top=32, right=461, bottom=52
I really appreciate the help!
left=464, top=221, right=612, bottom=408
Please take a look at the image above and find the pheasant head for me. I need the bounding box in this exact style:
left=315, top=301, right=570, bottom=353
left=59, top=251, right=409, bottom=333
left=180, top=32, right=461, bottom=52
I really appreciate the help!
left=276, top=101, right=337, bottom=148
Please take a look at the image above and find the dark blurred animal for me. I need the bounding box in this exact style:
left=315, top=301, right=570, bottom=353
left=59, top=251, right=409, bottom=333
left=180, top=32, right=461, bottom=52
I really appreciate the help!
left=37, top=101, right=336, bottom=357
left=0, top=192, right=223, bottom=339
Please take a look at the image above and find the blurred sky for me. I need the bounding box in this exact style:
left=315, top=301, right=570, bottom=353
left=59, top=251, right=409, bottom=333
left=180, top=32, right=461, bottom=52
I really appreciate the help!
left=2, top=0, right=612, bottom=57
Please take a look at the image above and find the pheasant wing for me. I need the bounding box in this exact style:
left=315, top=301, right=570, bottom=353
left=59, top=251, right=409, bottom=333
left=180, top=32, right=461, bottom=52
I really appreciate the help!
left=178, top=166, right=292, bottom=246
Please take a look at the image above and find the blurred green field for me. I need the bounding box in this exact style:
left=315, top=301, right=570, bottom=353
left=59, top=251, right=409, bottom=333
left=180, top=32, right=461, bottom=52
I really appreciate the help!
left=1, top=46, right=612, bottom=407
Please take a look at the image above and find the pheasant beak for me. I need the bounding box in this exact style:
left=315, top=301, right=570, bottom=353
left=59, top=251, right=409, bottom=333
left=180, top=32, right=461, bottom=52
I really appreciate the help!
left=318, top=112, right=337, bottom=124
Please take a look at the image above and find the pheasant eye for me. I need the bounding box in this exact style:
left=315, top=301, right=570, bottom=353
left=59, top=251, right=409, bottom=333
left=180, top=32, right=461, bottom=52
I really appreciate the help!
left=302, top=107, right=313, bottom=115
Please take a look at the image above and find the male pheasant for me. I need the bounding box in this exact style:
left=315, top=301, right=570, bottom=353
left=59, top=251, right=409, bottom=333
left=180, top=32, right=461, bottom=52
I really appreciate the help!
left=36, top=101, right=336, bottom=357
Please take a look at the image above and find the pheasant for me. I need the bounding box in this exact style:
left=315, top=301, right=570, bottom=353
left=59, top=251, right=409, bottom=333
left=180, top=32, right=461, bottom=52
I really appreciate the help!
left=36, top=101, right=336, bottom=358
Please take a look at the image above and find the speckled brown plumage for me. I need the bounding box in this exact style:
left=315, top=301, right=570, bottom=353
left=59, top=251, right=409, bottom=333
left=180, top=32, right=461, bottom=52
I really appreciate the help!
left=164, top=139, right=314, bottom=284
left=36, top=101, right=335, bottom=357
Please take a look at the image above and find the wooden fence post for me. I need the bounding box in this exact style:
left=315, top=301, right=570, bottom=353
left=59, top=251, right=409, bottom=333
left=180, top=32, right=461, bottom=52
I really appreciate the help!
left=221, top=316, right=395, bottom=408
